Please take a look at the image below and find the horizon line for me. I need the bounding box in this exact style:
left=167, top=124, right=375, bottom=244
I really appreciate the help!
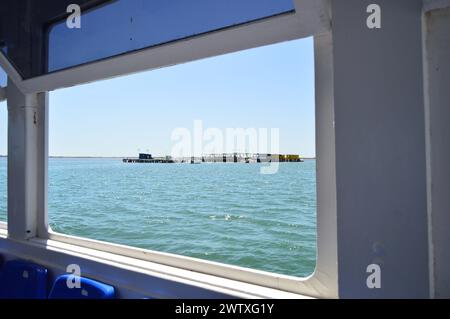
left=0, top=155, right=317, bottom=159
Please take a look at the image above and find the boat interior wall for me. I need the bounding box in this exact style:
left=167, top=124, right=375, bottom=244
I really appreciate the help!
left=328, top=0, right=450, bottom=299
left=423, top=5, right=450, bottom=299
left=332, top=0, right=429, bottom=298
left=0, top=87, right=6, bottom=102
left=424, top=0, right=450, bottom=12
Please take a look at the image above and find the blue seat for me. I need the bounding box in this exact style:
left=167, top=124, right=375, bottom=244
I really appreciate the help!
left=0, top=260, right=48, bottom=299
left=49, top=274, right=115, bottom=299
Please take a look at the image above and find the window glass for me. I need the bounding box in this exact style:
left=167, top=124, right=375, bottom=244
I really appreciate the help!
left=47, top=0, right=295, bottom=72
left=0, top=0, right=294, bottom=78
left=0, top=65, right=6, bottom=87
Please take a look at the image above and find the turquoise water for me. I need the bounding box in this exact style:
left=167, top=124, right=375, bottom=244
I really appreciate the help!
left=0, top=158, right=317, bottom=277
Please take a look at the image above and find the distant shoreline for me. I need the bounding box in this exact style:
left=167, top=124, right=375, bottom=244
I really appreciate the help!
left=0, top=155, right=124, bottom=159
left=0, top=156, right=123, bottom=159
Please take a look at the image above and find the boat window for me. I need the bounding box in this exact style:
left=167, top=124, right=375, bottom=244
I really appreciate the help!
left=0, top=0, right=294, bottom=78
left=47, top=0, right=295, bottom=73
left=0, top=65, right=6, bottom=88
left=48, top=37, right=316, bottom=278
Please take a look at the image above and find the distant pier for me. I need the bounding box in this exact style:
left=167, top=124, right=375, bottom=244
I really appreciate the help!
left=122, top=158, right=175, bottom=164
left=123, top=153, right=304, bottom=164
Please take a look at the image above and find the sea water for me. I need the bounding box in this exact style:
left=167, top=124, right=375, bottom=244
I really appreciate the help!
left=0, top=157, right=316, bottom=277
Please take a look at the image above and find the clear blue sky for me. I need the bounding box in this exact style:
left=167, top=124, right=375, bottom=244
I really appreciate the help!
left=0, top=37, right=315, bottom=157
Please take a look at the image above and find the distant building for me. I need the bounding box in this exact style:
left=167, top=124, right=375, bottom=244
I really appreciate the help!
left=139, top=153, right=153, bottom=160
left=257, top=154, right=302, bottom=162
left=279, top=154, right=301, bottom=162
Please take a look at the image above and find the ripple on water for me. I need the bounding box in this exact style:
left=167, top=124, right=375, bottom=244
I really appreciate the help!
left=44, top=159, right=317, bottom=277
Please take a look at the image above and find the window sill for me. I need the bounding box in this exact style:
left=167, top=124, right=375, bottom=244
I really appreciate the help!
left=42, top=230, right=316, bottom=298
left=0, top=231, right=314, bottom=299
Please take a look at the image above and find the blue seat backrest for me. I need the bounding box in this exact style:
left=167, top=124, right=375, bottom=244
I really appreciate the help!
left=49, top=274, right=115, bottom=299
left=0, top=260, right=48, bottom=299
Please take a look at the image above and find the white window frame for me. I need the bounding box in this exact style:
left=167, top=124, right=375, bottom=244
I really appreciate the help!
left=0, top=88, right=6, bottom=229
left=0, top=0, right=338, bottom=298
